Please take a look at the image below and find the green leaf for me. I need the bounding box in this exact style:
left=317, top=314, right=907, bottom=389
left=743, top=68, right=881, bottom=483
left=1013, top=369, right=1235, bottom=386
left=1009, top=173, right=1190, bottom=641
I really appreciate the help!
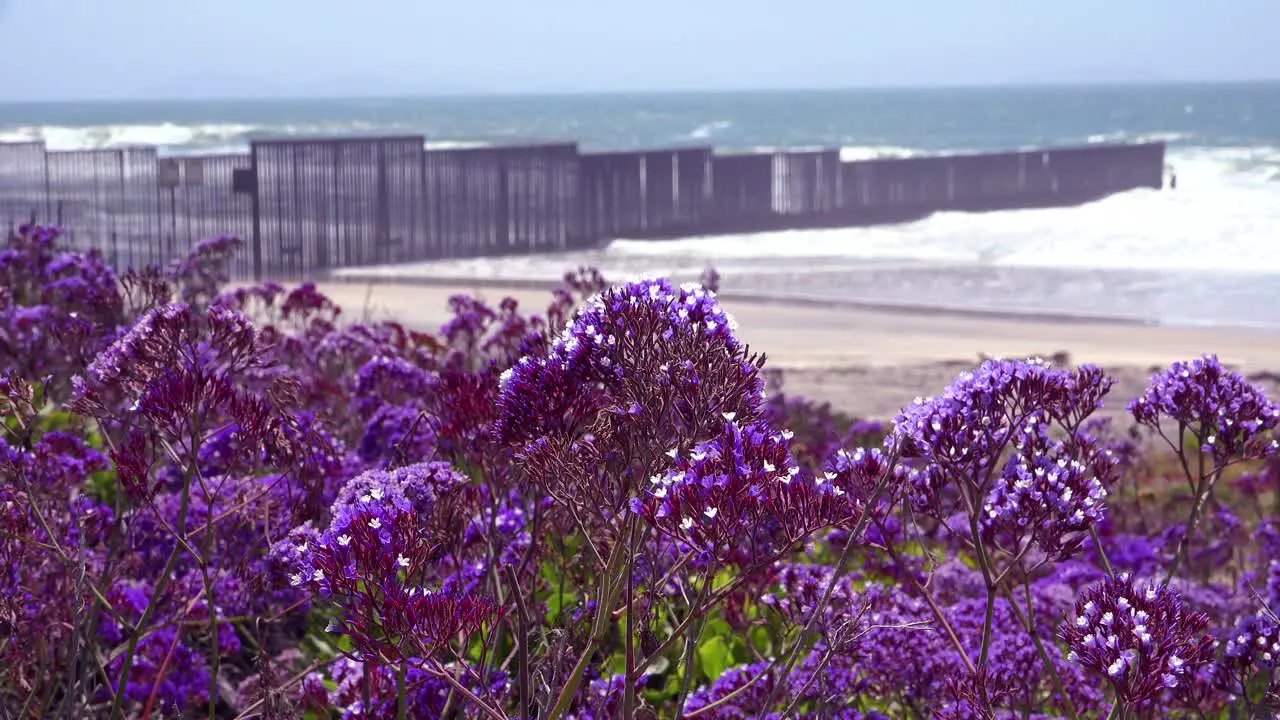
left=544, top=589, right=569, bottom=623
left=749, top=626, right=771, bottom=655
left=606, top=650, right=627, bottom=676
left=704, top=617, right=732, bottom=639
left=336, top=633, right=354, bottom=654
left=697, top=635, right=732, bottom=681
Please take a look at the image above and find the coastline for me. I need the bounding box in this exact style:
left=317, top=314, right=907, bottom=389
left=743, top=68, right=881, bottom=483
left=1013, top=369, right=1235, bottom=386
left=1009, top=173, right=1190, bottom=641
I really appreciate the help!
left=327, top=250, right=1280, bottom=333
left=314, top=278, right=1280, bottom=422
left=319, top=271, right=1151, bottom=327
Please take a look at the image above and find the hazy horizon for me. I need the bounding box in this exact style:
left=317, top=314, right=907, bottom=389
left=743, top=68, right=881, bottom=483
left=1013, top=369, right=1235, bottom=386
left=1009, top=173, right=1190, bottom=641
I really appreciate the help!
left=3, top=79, right=1280, bottom=106
left=2, top=0, right=1276, bottom=102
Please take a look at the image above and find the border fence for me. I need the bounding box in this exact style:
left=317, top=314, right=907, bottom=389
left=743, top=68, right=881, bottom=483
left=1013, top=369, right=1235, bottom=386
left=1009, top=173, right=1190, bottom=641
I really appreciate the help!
left=0, top=136, right=1166, bottom=281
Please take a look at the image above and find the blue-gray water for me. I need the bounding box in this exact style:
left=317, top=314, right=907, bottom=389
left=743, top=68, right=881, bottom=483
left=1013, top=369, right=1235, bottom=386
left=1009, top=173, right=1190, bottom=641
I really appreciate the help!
left=3, top=84, right=1280, bottom=329
left=4, top=84, right=1280, bottom=153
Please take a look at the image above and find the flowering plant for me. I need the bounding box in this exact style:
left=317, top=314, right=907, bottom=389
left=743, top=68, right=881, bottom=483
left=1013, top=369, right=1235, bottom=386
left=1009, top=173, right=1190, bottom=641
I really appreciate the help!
left=3, top=223, right=1280, bottom=719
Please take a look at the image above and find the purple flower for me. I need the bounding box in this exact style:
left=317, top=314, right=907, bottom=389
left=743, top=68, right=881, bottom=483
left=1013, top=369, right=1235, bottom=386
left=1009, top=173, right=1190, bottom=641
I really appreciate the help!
left=821, top=444, right=902, bottom=523
left=496, top=277, right=764, bottom=448
left=682, top=662, right=779, bottom=719
left=893, top=358, right=1116, bottom=562
left=358, top=404, right=440, bottom=464
left=897, top=358, right=1106, bottom=460
left=102, top=627, right=210, bottom=711
left=980, top=445, right=1109, bottom=559
left=496, top=278, right=768, bottom=522
left=295, top=464, right=493, bottom=661
left=330, top=462, right=470, bottom=521
left=1061, top=573, right=1215, bottom=707
left=895, top=358, right=1114, bottom=504
left=630, top=419, right=839, bottom=565
left=564, top=673, right=650, bottom=720
left=167, top=235, right=243, bottom=308
left=353, top=355, right=437, bottom=417
left=297, top=502, right=497, bottom=661
left=1221, top=612, right=1280, bottom=680
left=300, top=656, right=506, bottom=718
left=934, top=670, right=1013, bottom=720
left=279, top=282, right=342, bottom=325
left=1129, top=354, right=1280, bottom=461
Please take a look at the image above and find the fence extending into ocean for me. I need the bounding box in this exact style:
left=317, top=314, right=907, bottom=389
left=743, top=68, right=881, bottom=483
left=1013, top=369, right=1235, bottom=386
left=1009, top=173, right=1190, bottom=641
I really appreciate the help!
left=0, top=137, right=1166, bottom=280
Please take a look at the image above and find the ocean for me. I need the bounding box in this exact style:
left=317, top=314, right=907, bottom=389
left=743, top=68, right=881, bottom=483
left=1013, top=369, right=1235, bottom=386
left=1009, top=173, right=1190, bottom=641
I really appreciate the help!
left=3, top=84, right=1280, bottom=329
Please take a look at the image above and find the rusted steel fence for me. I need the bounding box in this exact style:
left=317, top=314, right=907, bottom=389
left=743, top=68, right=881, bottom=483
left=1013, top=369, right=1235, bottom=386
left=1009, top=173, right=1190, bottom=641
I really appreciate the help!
left=0, top=135, right=1167, bottom=281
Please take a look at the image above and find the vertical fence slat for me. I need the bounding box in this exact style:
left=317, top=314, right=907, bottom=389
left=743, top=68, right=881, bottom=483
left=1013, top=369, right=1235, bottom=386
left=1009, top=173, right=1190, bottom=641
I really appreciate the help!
left=0, top=142, right=50, bottom=230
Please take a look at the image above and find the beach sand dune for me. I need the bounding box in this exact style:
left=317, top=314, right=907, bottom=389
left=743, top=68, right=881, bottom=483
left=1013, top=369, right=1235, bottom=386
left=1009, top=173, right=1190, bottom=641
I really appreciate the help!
left=316, top=280, right=1280, bottom=421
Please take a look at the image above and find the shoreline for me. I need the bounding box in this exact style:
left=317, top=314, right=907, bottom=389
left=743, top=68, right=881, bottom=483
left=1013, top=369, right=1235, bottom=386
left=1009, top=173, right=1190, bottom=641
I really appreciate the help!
left=325, top=252, right=1280, bottom=335
left=310, top=279, right=1280, bottom=421
left=320, top=271, right=1156, bottom=329
left=320, top=269, right=1280, bottom=335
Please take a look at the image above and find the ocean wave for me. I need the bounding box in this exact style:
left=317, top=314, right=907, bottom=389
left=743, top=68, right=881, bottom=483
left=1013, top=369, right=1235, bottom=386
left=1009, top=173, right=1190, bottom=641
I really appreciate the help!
left=687, top=120, right=732, bottom=139
left=1085, top=130, right=1196, bottom=146
left=838, top=145, right=920, bottom=161
left=424, top=140, right=491, bottom=150
left=1085, top=131, right=1129, bottom=144
left=0, top=122, right=259, bottom=151
left=1138, top=131, right=1197, bottom=144
left=738, top=145, right=920, bottom=160
left=0, top=122, right=501, bottom=154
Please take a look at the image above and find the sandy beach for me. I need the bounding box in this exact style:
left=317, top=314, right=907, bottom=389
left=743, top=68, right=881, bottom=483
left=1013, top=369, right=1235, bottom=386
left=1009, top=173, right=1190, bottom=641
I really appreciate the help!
left=312, top=278, right=1280, bottom=422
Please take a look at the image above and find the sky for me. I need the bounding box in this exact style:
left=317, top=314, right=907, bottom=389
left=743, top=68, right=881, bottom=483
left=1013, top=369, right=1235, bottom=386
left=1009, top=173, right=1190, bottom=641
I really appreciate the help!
left=2, top=0, right=1277, bottom=100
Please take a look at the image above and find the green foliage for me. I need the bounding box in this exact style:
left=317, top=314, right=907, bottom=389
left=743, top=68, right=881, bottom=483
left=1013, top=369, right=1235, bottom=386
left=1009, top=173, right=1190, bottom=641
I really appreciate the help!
left=696, top=634, right=732, bottom=681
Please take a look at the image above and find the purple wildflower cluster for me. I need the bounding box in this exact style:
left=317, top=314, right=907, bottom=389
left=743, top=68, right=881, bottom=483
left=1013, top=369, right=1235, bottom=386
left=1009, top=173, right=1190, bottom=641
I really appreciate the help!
left=630, top=419, right=842, bottom=566
left=292, top=465, right=498, bottom=662
left=6, top=223, right=1280, bottom=719
left=1129, top=353, right=1280, bottom=462
left=496, top=277, right=763, bottom=450
left=1060, top=573, right=1215, bottom=706
left=980, top=446, right=1108, bottom=558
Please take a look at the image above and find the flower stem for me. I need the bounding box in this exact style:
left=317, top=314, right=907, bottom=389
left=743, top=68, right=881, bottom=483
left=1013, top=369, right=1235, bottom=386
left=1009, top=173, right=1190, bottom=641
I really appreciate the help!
left=1003, top=582, right=1079, bottom=720
left=673, top=560, right=719, bottom=720
left=759, top=459, right=898, bottom=712
left=503, top=565, right=532, bottom=720
left=396, top=660, right=408, bottom=720
left=622, top=519, right=639, bottom=720
left=1088, top=525, right=1116, bottom=578
left=1164, top=455, right=1220, bottom=583
left=544, top=527, right=631, bottom=720
left=109, top=465, right=194, bottom=720
left=966, top=505, right=998, bottom=671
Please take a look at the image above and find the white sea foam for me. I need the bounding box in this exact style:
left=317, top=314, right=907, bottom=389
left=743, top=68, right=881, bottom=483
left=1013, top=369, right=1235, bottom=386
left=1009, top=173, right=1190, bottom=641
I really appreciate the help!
left=0, top=123, right=490, bottom=154
left=1086, top=131, right=1195, bottom=146
left=736, top=145, right=921, bottom=161
left=688, top=120, right=732, bottom=139
left=0, top=123, right=259, bottom=151
left=424, top=140, right=491, bottom=151
left=838, top=145, right=920, bottom=161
